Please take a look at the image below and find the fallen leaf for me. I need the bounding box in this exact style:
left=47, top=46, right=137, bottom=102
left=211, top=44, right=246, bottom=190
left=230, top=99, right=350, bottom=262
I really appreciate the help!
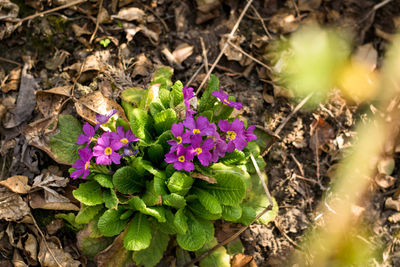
left=46, top=219, right=64, bottom=235
left=191, top=172, right=217, bottom=184
left=172, top=43, right=194, bottom=65
left=111, top=7, right=146, bottom=22
left=45, top=50, right=70, bottom=71
left=0, top=176, right=31, bottom=194
left=38, top=238, right=80, bottom=267
left=1, top=67, right=21, bottom=93
left=298, top=0, right=321, bottom=11
left=231, top=253, right=257, bottom=267
left=36, top=86, right=72, bottom=118
left=0, top=190, right=30, bottom=221
left=375, top=174, right=396, bottom=189
left=29, top=191, right=79, bottom=211
left=131, top=53, right=153, bottom=78
left=94, top=231, right=134, bottom=266
left=353, top=43, right=378, bottom=72
left=0, top=1, right=19, bottom=40
left=24, top=233, right=38, bottom=263
left=268, top=10, right=299, bottom=34
left=385, top=197, right=400, bottom=211
left=72, top=23, right=91, bottom=37
left=377, top=157, right=395, bottom=175
left=74, top=90, right=127, bottom=125
left=309, top=117, right=335, bottom=152
left=12, top=249, right=28, bottom=267
left=4, top=64, right=39, bottom=129
left=220, top=34, right=244, bottom=62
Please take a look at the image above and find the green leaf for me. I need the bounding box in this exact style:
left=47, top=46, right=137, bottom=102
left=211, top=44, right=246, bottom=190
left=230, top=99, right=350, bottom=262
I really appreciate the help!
left=122, top=100, right=134, bottom=121
left=120, top=210, right=134, bottom=220
left=212, top=101, right=234, bottom=122
left=219, top=149, right=246, bottom=165
left=121, top=88, right=146, bottom=106
left=104, top=189, right=118, bottom=209
left=171, top=80, right=184, bottom=107
left=188, top=199, right=221, bottom=220
left=174, top=208, right=188, bottom=235
left=142, top=181, right=162, bottom=206
left=49, top=115, right=82, bottom=165
left=129, top=108, right=154, bottom=142
left=73, top=181, right=104, bottom=206
left=128, top=196, right=166, bottom=223
left=98, top=209, right=129, bottom=237
left=147, top=144, right=164, bottom=164
left=113, top=166, right=145, bottom=194
left=140, top=158, right=160, bottom=176
left=197, top=170, right=245, bottom=206
left=76, top=204, right=103, bottom=225
left=198, top=74, right=219, bottom=113
left=198, top=218, right=214, bottom=243
left=76, top=225, right=113, bottom=259
left=176, top=214, right=206, bottom=251
left=221, top=204, right=242, bottom=221
left=193, top=188, right=222, bottom=214
left=124, top=213, right=152, bottom=251
left=154, top=171, right=168, bottom=195
left=139, top=85, right=159, bottom=111
left=159, top=88, right=171, bottom=108
left=167, top=172, right=194, bottom=196
left=156, top=209, right=178, bottom=235
left=237, top=205, right=257, bottom=225
left=55, top=213, right=84, bottom=231
left=195, top=238, right=230, bottom=267
left=93, top=174, right=113, bottom=188
left=226, top=238, right=244, bottom=255
left=149, top=102, right=165, bottom=117
left=254, top=127, right=273, bottom=152
left=151, top=67, right=173, bottom=90
left=244, top=141, right=260, bottom=157
left=153, top=108, right=177, bottom=135
left=163, top=193, right=186, bottom=209
left=246, top=155, right=266, bottom=174
left=132, top=229, right=170, bottom=267
left=156, top=130, right=174, bottom=152
left=257, top=197, right=279, bottom=224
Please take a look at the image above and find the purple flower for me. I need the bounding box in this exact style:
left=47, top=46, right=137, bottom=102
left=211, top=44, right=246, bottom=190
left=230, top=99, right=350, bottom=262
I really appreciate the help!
left=167, top=123, right=191, bottom=150
left=244, top=125, right=257, bottom=142
left=115, top=126, right=139, bottom=147
left=211, top=132, right=228, bottom=162
left=183, top=86, right=196, bottom=116
left=95, top=109, right=117, bottom=130
left=93, top=132, right=123, bottom=165
left=183, top=115, right=216, bottom=137
left=191, top=135, right=214, bottom=166
left=165, top=145, right=195, bottom=172
left=77, top=122, right=95, bottom=145
left=218, top=119, right=247, bottom=152
left=71, top=147, right=93, bottom=179
left=211, top=90, right=242, bottom=110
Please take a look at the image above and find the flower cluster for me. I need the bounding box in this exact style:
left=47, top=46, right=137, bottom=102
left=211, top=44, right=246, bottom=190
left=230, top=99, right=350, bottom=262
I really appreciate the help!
left=71, top=111, right=139, bottom=179
left=165, top=89, right=256, bottom=172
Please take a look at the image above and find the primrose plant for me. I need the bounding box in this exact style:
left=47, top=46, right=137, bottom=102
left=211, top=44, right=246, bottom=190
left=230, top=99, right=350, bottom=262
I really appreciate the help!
left=69, top=67, right=274, bottom=266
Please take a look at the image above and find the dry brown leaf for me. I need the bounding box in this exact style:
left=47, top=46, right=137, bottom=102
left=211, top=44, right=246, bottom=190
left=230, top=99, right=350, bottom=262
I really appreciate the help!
left=38, top=238, right=80, bottom=267
left=298, top=0, right=322, bottom=11
left=375, top=174, right=396, bottom=189
left=309, top=117, right=335, bottom=152
left=45, top=50, right=70, bottom=71
left=268, top=10, right=299, bottom=34
left=353, top=43, right=378, bottom=72
left=12, top=249, right=28, bottom=267
left=112, top=7, right=146, bottom=22
left=2, top=67, right=21, bottom=93
left=94, top=230, right=133, bottom=266
left=29, top=191, right=79, bottom=211
left=98, top=7, right=112, bottom=24
left=220, top=34, right=244, bottom=62
left=0, top=1, right=19, bottom=40
left=385, top=197, right=400, bottom=211
left=191, top=172, right=217, bottom=184
left=0, top=190, right=30, bottom=221
left=24, top=233, right=38, bottom=263
left=231, top=253, right=257, bottom=267
left=72, top=23, right=91, bottom=37
left=36, top=86, right=72, bottom=118
left=0, top=176, right=31, bottom=194
left=75, top=90, right=127, bottom=125
left=132, top=53, right=153, bottom=78
left=172, top=43, right=194, bottom=65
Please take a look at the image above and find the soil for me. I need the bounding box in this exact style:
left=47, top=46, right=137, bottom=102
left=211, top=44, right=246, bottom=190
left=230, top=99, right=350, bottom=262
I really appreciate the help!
left=1, top=0, right=400, bottom=266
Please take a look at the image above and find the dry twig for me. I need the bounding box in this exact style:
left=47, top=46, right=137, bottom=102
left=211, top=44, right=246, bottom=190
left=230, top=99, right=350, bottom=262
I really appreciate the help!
left=250, top=5, right=272, bottom=39
left=200, top=37, right=209, bottom=74
left=0, top=57, right=22, bottom=67
left=195, top=0, right=255, bottom=94
left=227, top=40, right=272, bottom=71
left=89, top=0, right=103, bottom=44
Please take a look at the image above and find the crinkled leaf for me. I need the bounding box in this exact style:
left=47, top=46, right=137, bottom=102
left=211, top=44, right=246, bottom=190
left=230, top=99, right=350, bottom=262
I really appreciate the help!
left=98, top=209, right=129, bottom=237
left=153, top=108, right=177, bottom=135
left=174, top=208, right=188, bottom=235
left=257, top=197, right=278, bottom=224
left=149, top=102, right=165, bottom=117
left=121, top=88, right=146, bottom=106
left=147, top=144, right=164, bottom=164
left=197, top=169, right=245, bottom=206
left=128, top=196, right=166, bottom=223
left=193, top=188, right=222, bottom=214
left=142, top=181, right=162, bottom=206
left=129, top=108, right=154, bottom=142
left=163, top=193, right=186, bottom=209
left=75, top=204, right=103, bottom=225
left=198, top=217, right=214, bottom=243
left=104, top=189, right=118, bottom=209
left=49, top=115, right=82, bottom=165
left=154, top=171, right=168, bottom=195
left=159, top=88, right=171, bottom=108
left=226, top=238, right=244, bottom=255
left=132, top=229, right=170, bottom=267
left=188, top=199, right=221, bottom=220
left=221, top=204, right=242, bottom=221
left=167, top=172, right=194, bottom=196
left=171, top=80, right=184, bottom=107
left=237, top=205, right=257, bottom=225
left=73, top=181, right=104, bottom=206
left=124, top=213, right=152, bottom=251
left=246, top=155, right=266, bottom=174
left=140, top=158, right=160, bottom=176
left=93, top=174, right=113, bottom=188
left=198, top=74, right=219, bottom=113
left=176, top=214, right=206, bottom=251
left=151, top=67, right=173, bottom=90
left=219, top=150, right=246, bottom=165
left=156, top=209, right=178, bottom=235
left=195, top=238, right=230, bottom=267
left=113, top=166, right=144, bottom=194
left=244, top=142, right=260, bottom=157
left=139, top=84, right=159, bottom=111
left=212, top=101, right=234, bottom=122
left=156, top=130, right=174, bottom=152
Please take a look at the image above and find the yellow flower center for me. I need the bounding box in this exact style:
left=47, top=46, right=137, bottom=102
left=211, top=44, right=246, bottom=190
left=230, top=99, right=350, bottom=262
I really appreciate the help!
left=178, top=156, right=185, bottom=162
left=193, top=129, right=200, bottom=134
left=177, top=136, right=182, bottom=144
left=227, top=131, right=237, bottom=140
left=195, top=148, right=202, bottom=155
left=104, top=147, right=113, bottom=155
left=223, top=99, right=229, bottom=104
left=121, top=138, right=129, bottom=145
left=84, top=161, right=90, bottom=170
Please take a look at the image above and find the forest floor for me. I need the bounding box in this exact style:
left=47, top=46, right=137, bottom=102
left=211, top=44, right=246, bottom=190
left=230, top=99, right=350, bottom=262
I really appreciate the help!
left=1, top=0, right=400, bottom=266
